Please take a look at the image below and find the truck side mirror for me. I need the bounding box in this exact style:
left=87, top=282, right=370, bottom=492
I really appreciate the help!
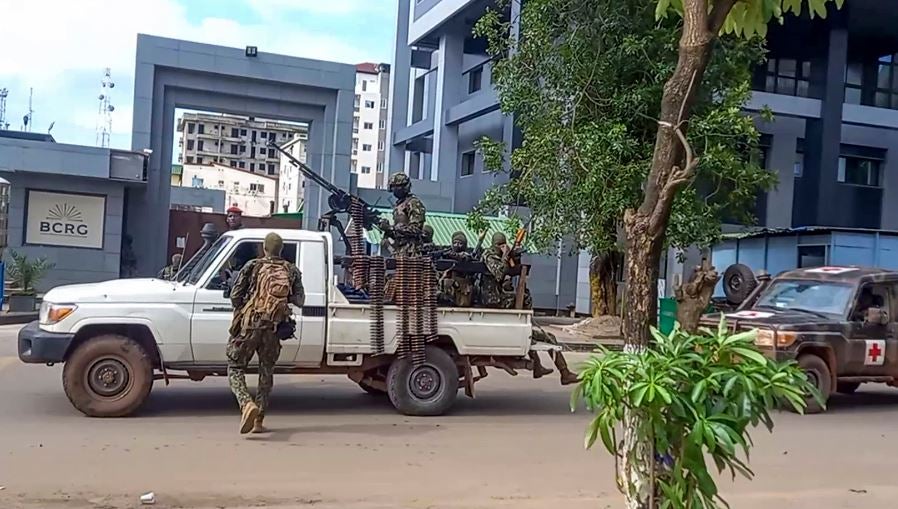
left=865, top=307, right=889, bottom=326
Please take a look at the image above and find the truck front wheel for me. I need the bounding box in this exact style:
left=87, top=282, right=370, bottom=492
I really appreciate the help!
left=62, top=334, right=154, bottom=417
left=387, top=346, right=459, bottom=416
left=796, top=354, right=831, bottom=414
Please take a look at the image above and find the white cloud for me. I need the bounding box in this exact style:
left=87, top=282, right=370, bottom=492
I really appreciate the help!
left=0, top=0, right=388, bottom=146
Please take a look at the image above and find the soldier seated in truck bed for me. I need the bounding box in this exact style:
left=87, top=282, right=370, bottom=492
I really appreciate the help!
left=702, top=266, right=898, bottom=414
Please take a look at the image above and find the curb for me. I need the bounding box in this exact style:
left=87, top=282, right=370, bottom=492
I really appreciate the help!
left=0, top=313, right=38, bottom=326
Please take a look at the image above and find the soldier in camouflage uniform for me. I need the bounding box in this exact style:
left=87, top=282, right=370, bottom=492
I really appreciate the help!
left=481, top=232, right=578, bottom=385
left=157, top=253, right=182, bottom=280
left=421, top=224, right=436, bottom=255
left=227, top=233, right=305, bottom=434
left=379, top=173, right=426, bottom=257
left=438, top=231, right=476, bottom=306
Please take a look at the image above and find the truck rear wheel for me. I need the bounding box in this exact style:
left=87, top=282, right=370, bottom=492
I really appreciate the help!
left=796, top=354, right=831, bottom=414
left=387, top=346, right=459, bottom=416
left=62, top=334, right=154, bottom=417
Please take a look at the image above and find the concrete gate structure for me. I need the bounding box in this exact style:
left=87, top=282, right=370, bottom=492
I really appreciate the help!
left=129, top=34, right=355, bottom=275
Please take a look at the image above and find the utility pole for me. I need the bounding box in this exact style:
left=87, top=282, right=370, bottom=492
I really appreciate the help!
left=0, top=88, right=8, bottom=130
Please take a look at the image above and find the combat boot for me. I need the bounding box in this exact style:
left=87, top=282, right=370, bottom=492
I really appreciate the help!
left=529, top=351, right=554, bottom=379
left=240, top=401, right=260, bottom=435
left=552, top=352, right=579, bottom=386
left=251, top=417, right=269, bottom=434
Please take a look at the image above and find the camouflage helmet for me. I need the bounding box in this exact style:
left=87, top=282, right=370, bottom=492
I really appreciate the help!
left=264, top=232, right=284, bottom=256
left=491, top=232, right=508, bottom=247
left=451, top=231, right=468, bottom=244
left=388, top=172, right=412, bottom=191
left=422, top=224, right=434, bottom=241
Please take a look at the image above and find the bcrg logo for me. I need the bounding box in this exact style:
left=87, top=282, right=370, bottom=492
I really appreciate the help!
left=40, top=203, right=89, bottom=237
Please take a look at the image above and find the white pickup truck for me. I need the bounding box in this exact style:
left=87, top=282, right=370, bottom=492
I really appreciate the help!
left=18, top=228, right=552, bottom=417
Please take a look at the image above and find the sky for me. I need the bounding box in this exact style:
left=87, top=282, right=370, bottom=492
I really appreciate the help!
left=0, top=0, right=397, bottom=149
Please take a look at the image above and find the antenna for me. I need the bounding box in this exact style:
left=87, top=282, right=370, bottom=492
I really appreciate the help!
left=0, top=88, right=8, bottom=130
left=22, top=88, right=33, bottom=132
left=96, top=68, right=115, bottom=147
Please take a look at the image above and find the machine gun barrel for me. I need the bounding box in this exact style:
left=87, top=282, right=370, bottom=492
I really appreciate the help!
left=269, top=140, right=344, bottom=198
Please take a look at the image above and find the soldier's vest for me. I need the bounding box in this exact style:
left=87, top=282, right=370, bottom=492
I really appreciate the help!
left=245, top=260, right=292, bottom=326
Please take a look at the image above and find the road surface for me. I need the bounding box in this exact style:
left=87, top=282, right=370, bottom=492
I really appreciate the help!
left=1, top=324, right=897, bottom=508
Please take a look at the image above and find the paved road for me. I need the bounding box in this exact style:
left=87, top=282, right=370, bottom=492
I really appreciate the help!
left=1, top=324, right=898, bottom=508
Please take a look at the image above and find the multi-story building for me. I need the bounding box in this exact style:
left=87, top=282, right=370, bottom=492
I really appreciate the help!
left=352, top=63, right=391, bottom=189
left=180, top=163, right=277, bottom=217
left=176, top=112, right=308, bottom=178
left=277, top=133, right=309, bottom=214
left=388, top=0, right=898, bottom=310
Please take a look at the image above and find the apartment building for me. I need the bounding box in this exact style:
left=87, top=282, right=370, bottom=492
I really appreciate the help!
left=277, top=133, right=309, bottom=214
left=180, top=163, right=277, bottom=217
left=176, top=112, right=308, bottom=177
left=352, top=63, right=392, bottom=189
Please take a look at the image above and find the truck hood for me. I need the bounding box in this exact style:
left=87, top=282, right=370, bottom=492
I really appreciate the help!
left=44, top=278, right=189, bottom=304
left=703, top=308, right=838, bottom=330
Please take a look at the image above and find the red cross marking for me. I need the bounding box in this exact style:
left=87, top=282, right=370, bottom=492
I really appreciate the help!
left=869, top=343, right=883, bottom=363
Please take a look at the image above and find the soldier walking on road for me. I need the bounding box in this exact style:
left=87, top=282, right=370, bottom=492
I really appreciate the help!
left=379, top=173, right=426, bottom=257
left=481, top=232, right=578, bottom=385
left=227, top=233, right=304, bottom=435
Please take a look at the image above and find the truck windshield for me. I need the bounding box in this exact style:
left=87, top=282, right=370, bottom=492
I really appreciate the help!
left=755, top=280, right=852, bottom=317
left=183, top=236, right=231, bottom=285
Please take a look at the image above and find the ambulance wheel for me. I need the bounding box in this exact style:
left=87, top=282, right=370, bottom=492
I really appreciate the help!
left=836, top=381, right=860, bottom=395
left=387, top=347, right=459, bottom=416
left=796, top=354, right=830, bottom=414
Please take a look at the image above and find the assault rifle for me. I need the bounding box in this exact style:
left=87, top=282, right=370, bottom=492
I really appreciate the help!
left=269, top=140, right=381, bottom=254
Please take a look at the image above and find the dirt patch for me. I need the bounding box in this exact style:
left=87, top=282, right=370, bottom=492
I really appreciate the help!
left=561, top=316, right=622, bottom=339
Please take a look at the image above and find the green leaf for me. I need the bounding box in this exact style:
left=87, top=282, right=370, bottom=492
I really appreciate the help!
left=731, top=347, right=768, bottom=365
left=632, top=384, right=650, bottom=407
left=655, top=0, right=671, bottom=20
left=585, top=415, right=601, bottom=449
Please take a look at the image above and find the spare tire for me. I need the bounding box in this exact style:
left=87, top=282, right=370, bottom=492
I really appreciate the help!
left=723, top=263, right=758, bottom=305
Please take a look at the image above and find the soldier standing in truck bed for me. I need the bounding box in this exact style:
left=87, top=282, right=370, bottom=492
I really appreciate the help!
left=379, top=173, right=426, bottom=258
left=481, top=232, right=578, bottom=385
left=438, top=231, right=476, bottom=307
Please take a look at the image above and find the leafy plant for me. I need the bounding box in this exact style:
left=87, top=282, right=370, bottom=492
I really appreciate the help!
left=573, top=319, right=819, bottom=508
left=7, top=251, right=55, bottom=295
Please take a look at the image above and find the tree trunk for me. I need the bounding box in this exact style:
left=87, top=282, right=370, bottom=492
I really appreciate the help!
left=617, top=0, right=737, bottom=506
left=589, top=251, right=620, bottom=317
left=674, top=258, right=720, bottom=333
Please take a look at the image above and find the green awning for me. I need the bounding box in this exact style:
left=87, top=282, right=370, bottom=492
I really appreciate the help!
left=365, top=208, right=532, bottom=250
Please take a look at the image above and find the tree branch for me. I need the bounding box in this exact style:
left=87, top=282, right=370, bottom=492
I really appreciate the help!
left=709, top=0, right=739, bottom=33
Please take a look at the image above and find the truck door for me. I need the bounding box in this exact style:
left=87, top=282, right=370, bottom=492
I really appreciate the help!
left=190, top=239, right=301, bottom=365
left=292, top=239, right=328, bottom=367
left=845, top=283, right=891, bottom=376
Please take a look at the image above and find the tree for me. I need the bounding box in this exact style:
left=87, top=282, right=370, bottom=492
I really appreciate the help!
left=473, top=0, right=773, bottom=318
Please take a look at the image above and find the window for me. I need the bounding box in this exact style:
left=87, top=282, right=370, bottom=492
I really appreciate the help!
left=838, top=156, right=882, bottom=187
left=252, top=130, right=257, bottom=142
left=756, top=280, right=851, bottom=316
left=250, top=183, right=265, bottom=193
left=361, top=166, right=372, bottom=174
left=378, top=141, right=385, bottom=151
left=239, top=144, right=246, bottom=154
left=238, top=161, right=245, bottom=169
left=268, top=163, right=276, bottom=175
left=196, top=157, right=203, bottom=164
left=241, top=129, right=247, bottom=136
left=230, top=144, right=238, bottom=155
left=198, top=124, right=205, bottom=134
left=269, top=132, right=277, bottom=140
left=187, top=140, right=195, bottom=150
left=874, top=53, right=898, bottom=109
left=191, top=176, right=204, bottom=187
left=230, top=161, right=237, bottom=168
left=365, top=100, right=376, bottom=108
left=218, top=180, right=225, bottom=187
left=379, top=119, right=386, bottom=129
left=461, top=151, right=475, bottom=176
left=793, top=138, right=805, bottom=178
left=268, top=148, right=275, bottom=158
left=261, top=132, right=267, bottom=139
left=250, top=163, right=255, bottom=172
left=377, top=162, right=384, bottom=172
left=760, top=58, right=812, bottom=97
left=362, top=144, right=372, bottom=151
left=231, top=128, right=239, bottom=138
left=187, top=122, right=195, bottom=134
left=364, top=122, right=374, bottom=130
left=250, top=146, right=256, bottom=158
left=197, top=140, right=204, bottom=151
left=845, top=62, right=863, bottom=104
left=468, top=67, right=483, bottom=93
left=186, top=156, right=194, bottom=164
left=381, top=98, right=387, bottom=109
left=798, top=245, right=827, bottom=268
left=361, top=80, right=368, bottom=92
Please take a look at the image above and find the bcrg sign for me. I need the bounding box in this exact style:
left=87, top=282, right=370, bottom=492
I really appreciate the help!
left=25, top=190, right=106, bottom=249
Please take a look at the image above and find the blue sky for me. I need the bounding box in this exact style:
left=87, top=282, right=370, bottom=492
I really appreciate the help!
left=0, top=0, right=396, bottom=149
